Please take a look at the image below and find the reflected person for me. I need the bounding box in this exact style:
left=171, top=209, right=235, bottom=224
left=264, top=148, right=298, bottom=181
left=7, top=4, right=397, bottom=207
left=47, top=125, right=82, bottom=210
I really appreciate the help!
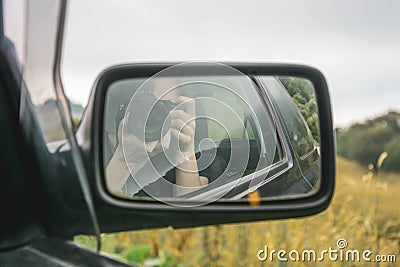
left=105, top=78, right=209, bottom=197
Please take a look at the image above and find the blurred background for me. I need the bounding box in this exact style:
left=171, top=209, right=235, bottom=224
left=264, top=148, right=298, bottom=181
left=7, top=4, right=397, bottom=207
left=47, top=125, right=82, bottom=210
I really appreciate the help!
left=75, top=83, right=400, bottom=267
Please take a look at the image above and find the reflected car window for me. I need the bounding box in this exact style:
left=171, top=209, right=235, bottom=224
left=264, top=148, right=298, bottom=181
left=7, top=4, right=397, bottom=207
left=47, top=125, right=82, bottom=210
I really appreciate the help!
left=261, top=76, right=316, bottom=157
left=104, top=75, right=279, bottom=199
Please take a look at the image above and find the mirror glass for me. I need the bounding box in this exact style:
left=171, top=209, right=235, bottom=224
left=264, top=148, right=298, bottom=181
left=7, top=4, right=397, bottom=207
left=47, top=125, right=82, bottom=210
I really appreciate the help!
left=103, top=64, right=320, bottom=206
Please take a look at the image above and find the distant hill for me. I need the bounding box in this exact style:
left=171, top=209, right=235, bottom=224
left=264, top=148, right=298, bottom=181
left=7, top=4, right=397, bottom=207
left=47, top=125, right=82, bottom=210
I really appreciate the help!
left=40, top=98, right=84, bottom=120
left=336, top=110, right=400, bottom=173
left=37, top=99, right=84, bottom=142
left=69, top=101, right=85, bottom=120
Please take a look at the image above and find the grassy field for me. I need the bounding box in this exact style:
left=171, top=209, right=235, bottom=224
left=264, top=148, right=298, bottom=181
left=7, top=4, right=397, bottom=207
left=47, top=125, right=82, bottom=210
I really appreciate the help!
left=75, top=157, right=400, bottom=266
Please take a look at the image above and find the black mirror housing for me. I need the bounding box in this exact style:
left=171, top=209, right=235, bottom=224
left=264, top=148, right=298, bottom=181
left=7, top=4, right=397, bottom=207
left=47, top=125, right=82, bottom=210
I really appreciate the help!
left=76, top=62, right=335, bottom=234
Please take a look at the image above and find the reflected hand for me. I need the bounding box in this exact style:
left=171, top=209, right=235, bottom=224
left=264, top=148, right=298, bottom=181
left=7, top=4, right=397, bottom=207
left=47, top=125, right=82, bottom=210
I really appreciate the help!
left=170, top=96, right=196, bottom=155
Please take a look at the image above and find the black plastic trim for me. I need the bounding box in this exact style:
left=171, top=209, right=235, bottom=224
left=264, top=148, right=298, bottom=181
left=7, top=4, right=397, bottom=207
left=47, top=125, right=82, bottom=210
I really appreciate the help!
left=0, top=237, right=133, bottom=267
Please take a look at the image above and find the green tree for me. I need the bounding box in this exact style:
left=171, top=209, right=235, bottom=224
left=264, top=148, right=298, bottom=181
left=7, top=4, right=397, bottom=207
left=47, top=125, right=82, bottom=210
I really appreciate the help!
left=278, top=76, right=319, bottom=143
left=382, top=135, right=400, bottom=173
left=336, top=111, right=400, bottom=173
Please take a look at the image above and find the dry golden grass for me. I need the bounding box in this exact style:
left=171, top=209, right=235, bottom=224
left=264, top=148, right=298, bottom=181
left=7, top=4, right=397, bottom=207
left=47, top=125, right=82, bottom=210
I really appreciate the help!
left=75, top=157, right=400, bottom=266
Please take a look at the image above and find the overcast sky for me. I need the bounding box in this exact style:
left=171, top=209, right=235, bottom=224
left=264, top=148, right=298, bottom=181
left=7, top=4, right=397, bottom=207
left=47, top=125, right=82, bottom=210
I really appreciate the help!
left=6, top=0, right=400, bottom=128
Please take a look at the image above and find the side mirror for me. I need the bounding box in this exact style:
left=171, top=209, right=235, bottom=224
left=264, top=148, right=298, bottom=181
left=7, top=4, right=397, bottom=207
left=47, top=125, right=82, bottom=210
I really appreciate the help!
left=78, top=62, right=335, bottom=232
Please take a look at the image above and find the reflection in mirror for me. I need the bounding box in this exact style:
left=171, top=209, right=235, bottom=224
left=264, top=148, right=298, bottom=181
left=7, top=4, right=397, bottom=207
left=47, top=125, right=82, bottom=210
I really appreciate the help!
left=103, top=64, right=320, bottom=205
